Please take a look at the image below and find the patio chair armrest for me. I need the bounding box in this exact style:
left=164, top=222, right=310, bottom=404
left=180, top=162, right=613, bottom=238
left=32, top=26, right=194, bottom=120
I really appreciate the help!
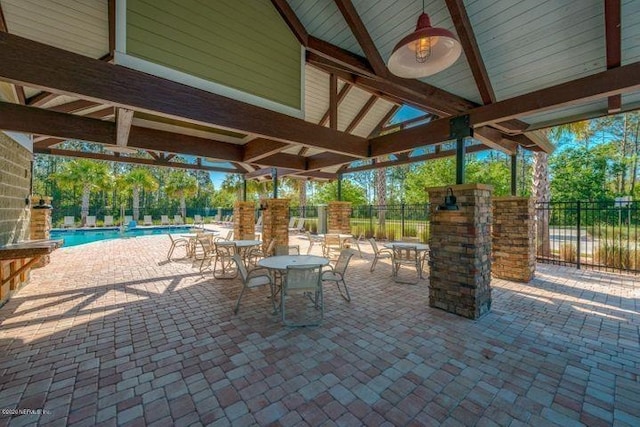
left=247, top=267, right=272, bottom=279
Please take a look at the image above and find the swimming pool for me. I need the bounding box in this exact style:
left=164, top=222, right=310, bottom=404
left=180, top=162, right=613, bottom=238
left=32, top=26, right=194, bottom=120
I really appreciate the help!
left=51, top=226, right=195, bottom=247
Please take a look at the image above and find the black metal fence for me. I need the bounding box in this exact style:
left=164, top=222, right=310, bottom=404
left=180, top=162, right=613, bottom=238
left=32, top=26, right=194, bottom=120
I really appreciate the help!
left=536, top=201, right=640, bottom=274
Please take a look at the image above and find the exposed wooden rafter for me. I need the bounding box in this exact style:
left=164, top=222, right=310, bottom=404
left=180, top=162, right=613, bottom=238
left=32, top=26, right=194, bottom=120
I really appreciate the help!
left=334, top=0, right=388, bottom=77
left=108, top=0, right=116, bottom=57
left=270, top=0, right=308, bottom=46
left=605, top=0, right=621, bottom=113
left=370, top=61, right=640, bottom=156
left=345, top=95, right=377, bottom=133
left=329, top=73, right=338, bottom=130
left=445, top=0, right=496, bottom=104
left=0, top=32, right=369, bottom=158
left=319, top=82, right=352, bottom=126
left=368, top=105, right=400, bottom=138
left=0, top=3, right=25, bottom=104
left=0, top=102, right=243, bottom=161
left=243, top=138, right=289, bottom=163
left=34, top=148, right=241, bottom=173
left=116, top=108, right=135, bottom=147
left=343, top=144, right=491, bottom=173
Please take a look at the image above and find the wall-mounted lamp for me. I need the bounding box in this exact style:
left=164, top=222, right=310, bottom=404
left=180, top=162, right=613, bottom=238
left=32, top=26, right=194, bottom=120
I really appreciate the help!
left=437, top=187, right=459, bottom=211
left=32, top=198, right=53, bottom=210
left=258, top=202, right=268, bottom=211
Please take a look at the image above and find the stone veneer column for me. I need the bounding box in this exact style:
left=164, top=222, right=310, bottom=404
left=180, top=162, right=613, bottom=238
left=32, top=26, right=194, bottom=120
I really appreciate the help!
left=30, top=195, right=53, bottom=268
left=262, top=199, right=289, bottom=252
left=233, top=201, right=256, bottom=240
left=492, top=197, right=536, bottom=282
left=327, top=201, right=352, bottom=234
left=427, top=184, right=493, bottom=319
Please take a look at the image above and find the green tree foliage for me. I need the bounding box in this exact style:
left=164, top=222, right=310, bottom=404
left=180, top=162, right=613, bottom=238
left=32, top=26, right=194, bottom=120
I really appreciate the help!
left=309, top=180, right=367, bottom=205
left=549, top=146, right=609, bottom=201
left=165, top=171, right=198, bottom=217
left=118, top=168, right=159, bottom=221
left=53, top=159, right=113, bottom=225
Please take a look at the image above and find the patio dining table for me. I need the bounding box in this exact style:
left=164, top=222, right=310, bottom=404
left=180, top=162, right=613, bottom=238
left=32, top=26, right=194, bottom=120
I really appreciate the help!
left=228, top=239, right=262, bottom=263
left=383, top=242, right=430, bottom=280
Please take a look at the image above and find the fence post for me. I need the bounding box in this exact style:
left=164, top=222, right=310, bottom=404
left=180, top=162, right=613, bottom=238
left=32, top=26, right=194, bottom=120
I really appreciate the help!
left=369, top=205, right=373, bottom=236
left=401, top=203, right=405, bottom=238
left=576, top=201, right=581, bottom=270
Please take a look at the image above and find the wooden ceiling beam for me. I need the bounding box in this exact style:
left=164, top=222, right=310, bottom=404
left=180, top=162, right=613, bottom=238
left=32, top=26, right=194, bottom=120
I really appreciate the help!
left=319, top=82, right=352, bottom=126
left=344, top=144, right=490, bottom=173
left=0, top=32, right=369, bottom=158
left=0, top=102, right=244, bottom=161
left=473, top=127, right=518, bottom=155
left=605, top=0, right=622, bottom=113
left=370, top=61, right=640, bottom=156
left=445, top=0, right=496, bottom=105
left=270, top=0, right=308, bottom=46
left=34, top=147, right=240, bottom=173
left=116, top=108, right=134, bottom=147
left=0, top=4, right=25, bottom=105
left=334, top=0, right=388, bottom=77
left=345, top=95, right=377, bottom=133
left=368, top=105, right=399, bottom=138
left=33, top=137, right=64, bottom=149
left=26, top=92, right=60, bottom=107
left=470, top=60, right=640, bottom=127
left=255, top=153, right=307, bottom=170
left=48, top=99, right=99, bottom=114
left=243, top=138, right=289, bottom=162
left=83, top=106, right=115, bottom=119
left=306, top=152, right=358, bottom=171
left=329, top=73, right=338, bottom=130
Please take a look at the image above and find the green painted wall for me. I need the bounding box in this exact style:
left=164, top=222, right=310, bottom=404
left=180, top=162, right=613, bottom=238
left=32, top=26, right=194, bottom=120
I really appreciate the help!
left=126, top=0, right=301, bottom=110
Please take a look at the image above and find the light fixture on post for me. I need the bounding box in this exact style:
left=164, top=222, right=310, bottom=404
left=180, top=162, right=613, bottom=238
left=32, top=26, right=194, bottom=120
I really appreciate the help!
left=387, top=1, right=462, bottom=79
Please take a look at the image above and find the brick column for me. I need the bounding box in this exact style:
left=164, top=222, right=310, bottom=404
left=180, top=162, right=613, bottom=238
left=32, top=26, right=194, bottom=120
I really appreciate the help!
left=233, top=201, right=256, bottom=240
left=262, top=199, right=289, bottom=252
left=327, top=201, right=352, bottom=234
left=492, top=197, right=536, bottom=282
left=427, top=184, right=493, bottom=319
left=30, top=195, right=53, bottom=268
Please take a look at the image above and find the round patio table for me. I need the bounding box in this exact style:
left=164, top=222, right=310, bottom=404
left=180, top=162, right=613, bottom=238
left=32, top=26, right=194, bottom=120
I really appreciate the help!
left=258, top=255, right=330, bottom=271
left=383, top=242, right=429, bottom=280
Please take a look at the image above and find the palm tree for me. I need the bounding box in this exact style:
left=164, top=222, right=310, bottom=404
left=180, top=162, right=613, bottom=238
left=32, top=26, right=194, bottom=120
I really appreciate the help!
left=165, top=171, right=198, bottom=218
left=120, top=168, right=159, bottom=221
left=54, top=159, right=112, bottom=226
left=376, top=165, right=387, bottom=232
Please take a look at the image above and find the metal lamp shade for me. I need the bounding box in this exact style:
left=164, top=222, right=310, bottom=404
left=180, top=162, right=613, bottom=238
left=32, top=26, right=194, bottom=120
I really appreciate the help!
left=387, top=13, right=462, bottom=79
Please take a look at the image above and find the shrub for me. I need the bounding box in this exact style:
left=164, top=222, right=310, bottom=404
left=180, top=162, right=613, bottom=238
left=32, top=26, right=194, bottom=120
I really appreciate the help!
left=593, top=241, right=640, bottom=270
left=559, top=243, right=577, bottom=263
left=403, top=225, right=418, bottom=237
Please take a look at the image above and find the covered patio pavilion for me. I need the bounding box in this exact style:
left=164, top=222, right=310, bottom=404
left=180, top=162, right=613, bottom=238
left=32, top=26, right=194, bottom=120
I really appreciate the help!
left=0, top=232, right=638, bottom=426
left=0, top=0, right=640, bottom=425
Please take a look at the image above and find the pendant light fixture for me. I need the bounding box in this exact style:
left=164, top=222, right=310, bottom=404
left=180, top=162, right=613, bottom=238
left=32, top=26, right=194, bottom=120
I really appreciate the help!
left=387, top=0, right=462, bottom=79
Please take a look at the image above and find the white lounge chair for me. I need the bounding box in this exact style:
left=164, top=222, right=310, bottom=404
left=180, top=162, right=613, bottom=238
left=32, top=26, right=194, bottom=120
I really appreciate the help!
left=194, top=214, right=203, bottom=225
left=124, top=215, right=133, bottom=225
left=160, top=215, right=170, bottom=225
left=85, top=216, right=97, bottom=227
left=174, top=215, right=184, bottom=225
left=143, top=215, right=153, bottom=226
left=63, top=216, right=75, bottom=228
left=104, top=215, right=114, bottom=227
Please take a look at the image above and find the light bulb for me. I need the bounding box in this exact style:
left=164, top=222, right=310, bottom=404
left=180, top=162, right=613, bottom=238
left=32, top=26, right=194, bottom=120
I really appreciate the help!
left=411, top=36, right=439, bottom=63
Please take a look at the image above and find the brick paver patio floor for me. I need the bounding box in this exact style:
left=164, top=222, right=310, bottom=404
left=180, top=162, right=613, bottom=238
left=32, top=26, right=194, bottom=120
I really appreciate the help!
left=0, top=230, right=639, bottom=426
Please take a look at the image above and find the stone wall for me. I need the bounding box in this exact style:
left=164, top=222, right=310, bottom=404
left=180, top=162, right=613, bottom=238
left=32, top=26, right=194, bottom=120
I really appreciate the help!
left=262, top=199, right=289, bottom=252
left=427, top=184, right=493, bottom=320
left=492, top=197, right=536, bottom=282
left=0, top=133, right=31, bottom=246
left=0, top=133, right=33, bottom=305
left=233, top=201, right=256, bottom=240
left=327, top=201, right=352, bottom=234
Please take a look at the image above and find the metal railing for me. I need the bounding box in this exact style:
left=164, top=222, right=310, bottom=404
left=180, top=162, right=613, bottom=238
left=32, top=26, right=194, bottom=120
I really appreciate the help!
left=536, top=201, right=640, bottom=274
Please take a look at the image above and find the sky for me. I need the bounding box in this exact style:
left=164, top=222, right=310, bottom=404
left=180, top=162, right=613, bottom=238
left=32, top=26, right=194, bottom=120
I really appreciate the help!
left=207, top=105, right=423, bottom=188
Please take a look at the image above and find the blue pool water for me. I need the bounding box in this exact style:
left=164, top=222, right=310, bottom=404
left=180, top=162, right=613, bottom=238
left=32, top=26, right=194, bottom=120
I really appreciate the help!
left=51, top=226, right=194, bottom=247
